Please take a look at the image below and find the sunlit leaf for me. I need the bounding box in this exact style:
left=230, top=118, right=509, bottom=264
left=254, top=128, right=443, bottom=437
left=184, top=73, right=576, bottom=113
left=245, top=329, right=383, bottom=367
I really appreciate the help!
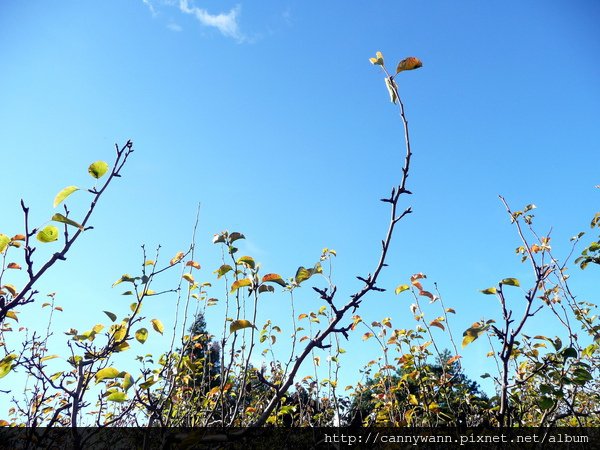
left=7, top=263, right=21, bottom=270
left=237, top=255, right=255, bottom=269
left=262, top=273, right=287, bottom=287
left=3, top=284, right=18, bottom=296
left=6, top=311, right=18, bottom=322
left=88, top=161, right=109, bottom=179
left=395, top=284, right=410, bottom=295
left=40, top=354, right=59, bottom=363
left=369, top=51, right=384, bottom=66
left=446, top=355, right=461, bottom=365
left=144, top=260, right=155, bottom=266
left=52, top=213, right=84, bottom=231
left=106, top=391, right=127, bottom=402
left=0, top=234, right=10, bottom=253
left=186, top=260, right=201, bottom=269
left=500, top=278, right=520, bottom=287
left=53, top=186, right=80, bottom=208
left=170, top=251, right=185, bottom=266
left=480, top=287, right=497, bottom=295
left=396, top=56, right=423, bottom=74
left=231, top=278, right=252, bottom=293
left=429, top=320, right=445, bottom=331
left=151, top=319, right=164, bottom=335
left=123, top=372, right=134, bottom=391
left=294, top=267, right=312, bottom=284
left=462, top=323, right=488, bottom=348
left=362, top=332, right=374, bottom=341
left=36, top=225, right=59, bottom=243
left=230, top=319, right=255, bottom=334
left=215, top=264, right=233, bottom=279
left=135, top=328, right=148, bottom=344
left=112, top=274, right=136, bottom=287
left=182, top=273, right=195, bottom=284
left=95, top=367, right=120, bottom=383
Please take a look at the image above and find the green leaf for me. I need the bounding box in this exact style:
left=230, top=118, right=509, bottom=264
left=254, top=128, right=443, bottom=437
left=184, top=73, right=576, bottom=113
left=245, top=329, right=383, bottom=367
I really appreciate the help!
left=95, top=367, right=120, bottom=383
left=36, top=225, right=59, bottom=243
left=135, top=328, right=148, bottom=344
left=261, top=273, right=287, bottom=287
left=0, top=234, right=11, bottom=253
left=395, top=284, right=410, bottom=295
left=572, top=368, right=593, bottom=385
left=500, top=278, right=520, bottom=287
left=106, top=391, right=127, bottom=402
left=88, top=161, right=109, bottom=179
left=480, top=287, right=497, bottom=295
left=51, top=213, right=84, bottom=231
left=40, top=354, right=60, bottom=363
left=150, top=319, right=164, bottom=335
left=104, top=311, right=117, bottom=322
left=230, top=278, right=252, bottom=293
left=53, top=186, right=80, bottom=208
left=230, top=319, right=255, bottom=334
left=538, top=396, right=554, bottom=410
left=561, top=347, right=577, bottom=360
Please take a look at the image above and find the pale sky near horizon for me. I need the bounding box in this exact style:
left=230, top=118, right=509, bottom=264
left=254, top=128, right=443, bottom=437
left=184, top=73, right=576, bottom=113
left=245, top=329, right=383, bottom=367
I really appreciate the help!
left=1, top=0, right=599, bottom=414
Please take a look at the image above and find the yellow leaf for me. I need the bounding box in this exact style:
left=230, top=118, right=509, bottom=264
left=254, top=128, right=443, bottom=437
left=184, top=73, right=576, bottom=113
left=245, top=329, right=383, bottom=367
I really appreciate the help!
left=395, top=284, right=410, bottom=295
left=170, top=251, right=184, bottom=266
left=53, top=185, right=80, bottom=208
left=95, top=367, right=120, bottom=383
left=229, top=319, right=255, bottom=334
left=396, top=56, right=423, bottom=74
left=36, top=225, right=59, bottom=243
left=151, top=319, right=164, bottom=335
left=230, top=278, right=252, bottom=293
left=369, top=51, right=384, bottom=66
left=0, top=234, right=10, bottom=253
left=88, top=161, right=109, bottom=179
left=182, top=273, right=195, bottom=284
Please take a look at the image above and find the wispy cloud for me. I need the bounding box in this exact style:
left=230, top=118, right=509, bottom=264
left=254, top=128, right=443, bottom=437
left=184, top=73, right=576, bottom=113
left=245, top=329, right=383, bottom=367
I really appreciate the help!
left=178, top=0, right=245, bottom=42
left=167, top=21, right=183, bottom=32
left=142, top=0, right=158, bottom=17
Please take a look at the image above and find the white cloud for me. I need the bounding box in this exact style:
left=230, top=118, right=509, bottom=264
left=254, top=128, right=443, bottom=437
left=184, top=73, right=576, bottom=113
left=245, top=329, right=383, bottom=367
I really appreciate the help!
left=167, top=22, right=183, bottom=32
left=178, top=0, right=244, bottom=42
left=142, top=0, right=158, bottom=17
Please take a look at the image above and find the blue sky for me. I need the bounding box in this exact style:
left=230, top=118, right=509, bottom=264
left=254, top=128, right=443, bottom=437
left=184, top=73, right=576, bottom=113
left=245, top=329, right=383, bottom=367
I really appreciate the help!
left=1, top=0, right=599, bottom=408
